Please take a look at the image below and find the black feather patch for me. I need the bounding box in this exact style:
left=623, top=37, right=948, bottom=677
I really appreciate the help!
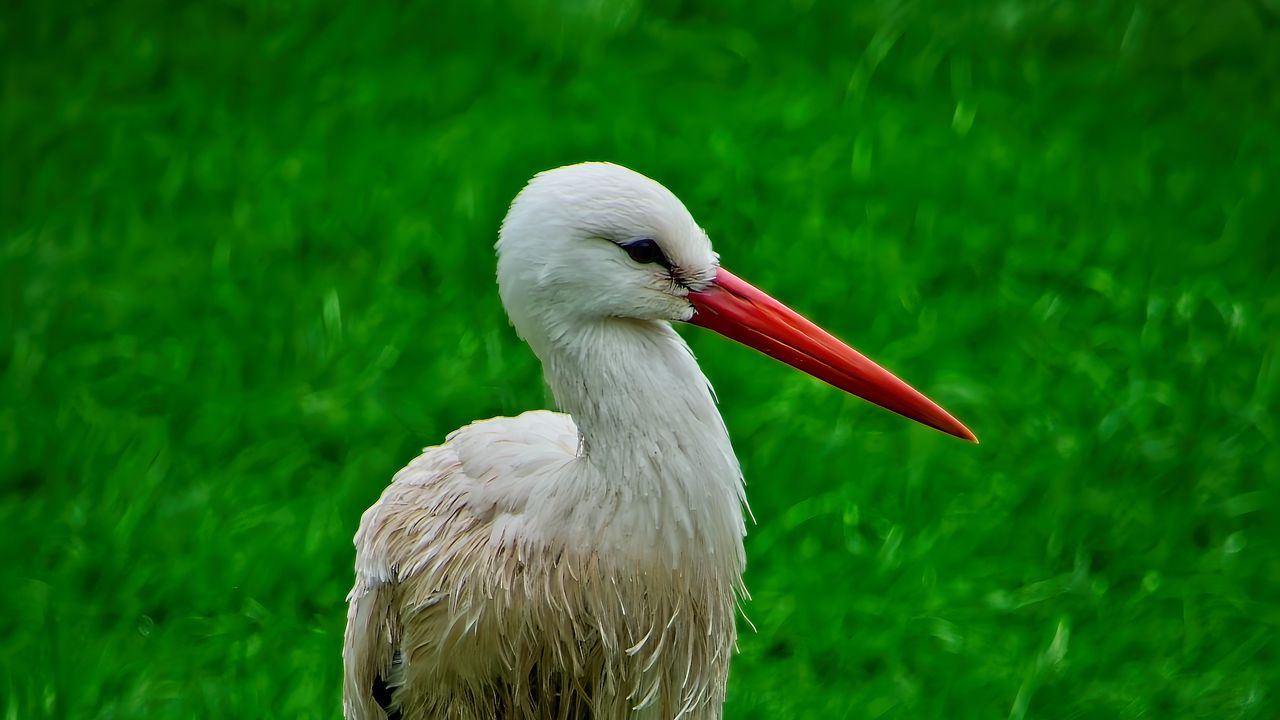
left=372, top=673, right=400, bottom=720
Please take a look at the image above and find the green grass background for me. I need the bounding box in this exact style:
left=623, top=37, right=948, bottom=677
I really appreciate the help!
left=3, top=0, right=1278, bottom=717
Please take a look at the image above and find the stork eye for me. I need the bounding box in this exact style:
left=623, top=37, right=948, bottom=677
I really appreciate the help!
left=621, top=238, right=670, bottom=268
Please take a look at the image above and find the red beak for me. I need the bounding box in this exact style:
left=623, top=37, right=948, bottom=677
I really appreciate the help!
left=688, top=268, right=978, bottom=443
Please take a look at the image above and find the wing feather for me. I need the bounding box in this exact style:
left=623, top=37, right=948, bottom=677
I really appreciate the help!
left=342, top=411, right=578, bottom=719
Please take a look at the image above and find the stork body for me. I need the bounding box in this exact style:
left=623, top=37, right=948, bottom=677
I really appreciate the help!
left=343, top=163, right=975, bottom=719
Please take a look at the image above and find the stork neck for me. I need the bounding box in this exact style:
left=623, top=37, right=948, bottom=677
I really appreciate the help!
left=533, top=317, right=746, bottom=572
left=540, top=319, right=733, bottom=483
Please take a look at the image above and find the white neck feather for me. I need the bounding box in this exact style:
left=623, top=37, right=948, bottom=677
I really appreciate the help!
left=538, top=319, right=747, bottom=574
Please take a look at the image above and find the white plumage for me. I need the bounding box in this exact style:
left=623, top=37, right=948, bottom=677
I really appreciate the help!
left=343, top=162, right=975, bottom=719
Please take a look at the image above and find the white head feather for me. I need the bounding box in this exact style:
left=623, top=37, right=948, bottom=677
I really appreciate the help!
left=497, top=162, right=720, bottom=358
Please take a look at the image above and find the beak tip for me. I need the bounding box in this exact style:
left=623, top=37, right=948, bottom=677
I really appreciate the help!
left=946, top=421, right=979, bottom=444
left=928, top=412, right=977, bottom=444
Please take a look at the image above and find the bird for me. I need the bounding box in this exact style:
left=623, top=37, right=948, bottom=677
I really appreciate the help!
left=343, top=162, right=976, bottom=720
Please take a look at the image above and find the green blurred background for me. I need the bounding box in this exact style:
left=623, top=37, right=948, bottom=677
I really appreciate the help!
left=3, top=0, right=1278, bottom=717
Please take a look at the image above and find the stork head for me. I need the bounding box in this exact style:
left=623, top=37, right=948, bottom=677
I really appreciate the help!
left=497, top=162, right=977, bottom=442
left=497, top=162, right=715, bottom=331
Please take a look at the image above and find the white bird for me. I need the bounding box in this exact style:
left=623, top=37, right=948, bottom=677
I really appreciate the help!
left=343, top=162, right=976, bottom=720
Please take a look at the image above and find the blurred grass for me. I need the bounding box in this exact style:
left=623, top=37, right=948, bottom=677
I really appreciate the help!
left=3, top=0, right=1279, bottom=717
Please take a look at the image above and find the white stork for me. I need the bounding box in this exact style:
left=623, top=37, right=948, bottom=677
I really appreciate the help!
left=343, top=162, right=976, bottom=720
